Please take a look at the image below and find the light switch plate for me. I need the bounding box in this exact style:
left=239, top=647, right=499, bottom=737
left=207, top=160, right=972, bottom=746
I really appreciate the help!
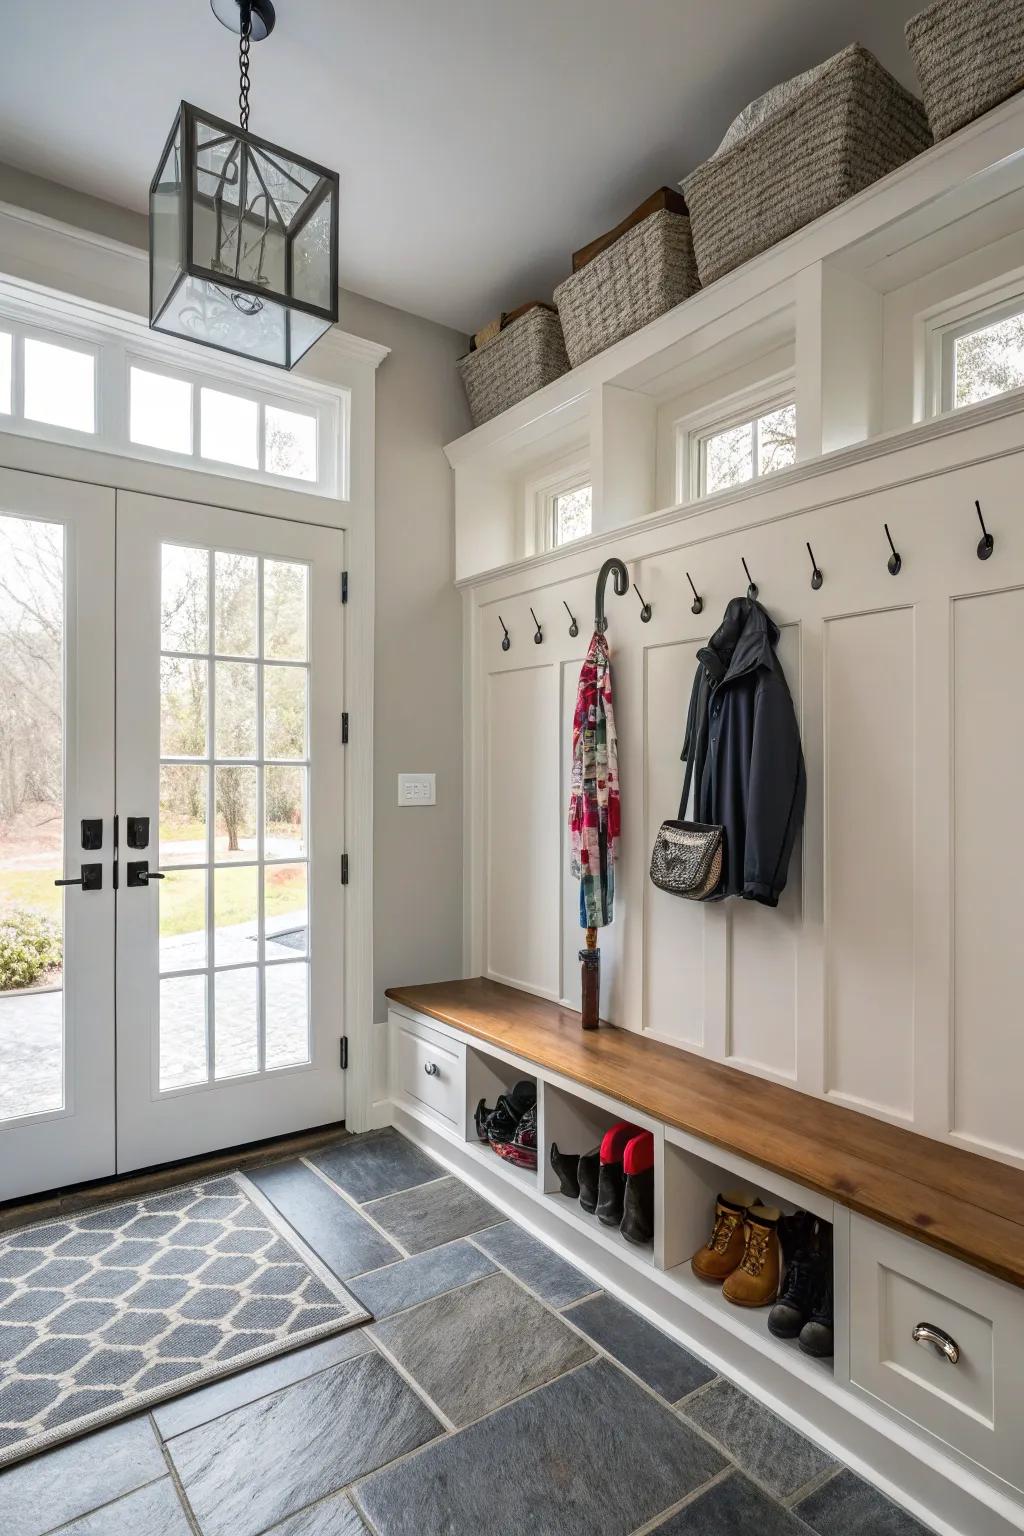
left=398, top=773, right=436, bottom=807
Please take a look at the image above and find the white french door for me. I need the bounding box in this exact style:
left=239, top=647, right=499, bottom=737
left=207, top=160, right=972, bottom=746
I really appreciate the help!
left=0, top=470, right=116, bottom=1200
left=115, top=492, right=346, bottom=1172
left=0, top=474, right=346, bottom=1199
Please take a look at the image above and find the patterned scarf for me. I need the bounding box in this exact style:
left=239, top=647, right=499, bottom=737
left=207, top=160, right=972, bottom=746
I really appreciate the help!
left=569, top=631, right=620, bottom=928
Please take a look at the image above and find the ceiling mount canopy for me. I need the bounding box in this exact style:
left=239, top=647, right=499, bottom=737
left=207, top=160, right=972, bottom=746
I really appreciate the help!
left=149, top=0, right=338, bottom=370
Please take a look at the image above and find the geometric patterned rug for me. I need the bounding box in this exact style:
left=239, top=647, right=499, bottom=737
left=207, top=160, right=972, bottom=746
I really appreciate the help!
left=0, top=1172, right=369, bottom=1468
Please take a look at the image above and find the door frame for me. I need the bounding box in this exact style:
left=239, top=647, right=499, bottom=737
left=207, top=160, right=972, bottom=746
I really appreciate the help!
left=0, top=426, right=377, bottom=1143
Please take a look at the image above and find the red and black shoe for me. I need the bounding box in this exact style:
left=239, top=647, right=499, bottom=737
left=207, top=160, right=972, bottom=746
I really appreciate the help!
left=493, top=1103, right=538, bottom=1171
left=620, top=1130, right=654, bottom=1246
left=596, top=1121, right=642, bottom=1227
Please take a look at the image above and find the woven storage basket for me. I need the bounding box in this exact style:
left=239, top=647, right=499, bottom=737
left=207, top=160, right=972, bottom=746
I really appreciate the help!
left=553, top=206, right=700, bottom=368
left=906, top=0, right=1024, bottom=142
left=682, top=44, right=931, bottom=287
left=457, top=306, right=569, bottom=427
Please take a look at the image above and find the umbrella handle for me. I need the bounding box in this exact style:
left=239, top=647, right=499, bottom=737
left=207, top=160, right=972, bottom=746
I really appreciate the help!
left=594, top=557, right=628, bottom=634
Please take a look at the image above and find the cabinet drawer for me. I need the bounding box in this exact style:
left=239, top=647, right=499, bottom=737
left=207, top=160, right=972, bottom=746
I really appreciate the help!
left=390, top=1011, right=465, bottom=1130
left=850, top=1215, right=1024, bottom=1487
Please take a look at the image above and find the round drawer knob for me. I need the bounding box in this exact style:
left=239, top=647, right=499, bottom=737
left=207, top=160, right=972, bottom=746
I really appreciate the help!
left=423, top=1061, right=440, bottom=1078
left=912, top=1322, right=960, bottom=1365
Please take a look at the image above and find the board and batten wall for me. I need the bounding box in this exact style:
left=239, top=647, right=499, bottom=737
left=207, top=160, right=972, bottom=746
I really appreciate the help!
left=463, top=401, right=1024, bottom=1170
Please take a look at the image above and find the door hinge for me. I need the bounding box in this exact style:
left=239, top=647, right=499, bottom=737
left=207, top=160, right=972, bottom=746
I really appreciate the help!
left=341, top=711, right=349, bottom=745
left=340, top=853, right=349, bottom=885
left=341, top=570, right=349, bottom=604
left=340, top=1036, right=349, bottom=1070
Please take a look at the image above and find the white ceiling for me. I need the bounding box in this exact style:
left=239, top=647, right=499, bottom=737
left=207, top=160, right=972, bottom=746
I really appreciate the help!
left=1, top=0, right=926, bottom=334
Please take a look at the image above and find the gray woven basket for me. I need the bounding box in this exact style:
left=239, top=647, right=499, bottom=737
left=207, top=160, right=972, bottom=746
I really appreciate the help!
left=906, top=0, right=1024, bottom=142
left=553, top=208, right=700, bottom=368
left=457, top=307, right=570, bottom=427
left=682, top=44, right=931, bottom=287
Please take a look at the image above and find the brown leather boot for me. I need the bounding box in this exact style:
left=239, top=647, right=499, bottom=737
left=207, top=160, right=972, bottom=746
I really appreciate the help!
left=723, top=1204, right=782, bottom=1307
left=691, top=1189, right=757, bottom=1282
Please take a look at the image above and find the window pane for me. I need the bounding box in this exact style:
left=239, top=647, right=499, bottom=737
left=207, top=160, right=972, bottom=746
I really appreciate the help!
left=130, top=367, right=192, bottom=454
left=214, top=766, right=258, bottom=861
left=160, top=764, right=208, bottom=865
left=757, top=404, right=797, bottom=477
left=265, top=404, right=317, bottom=481
left=200, top=387, right=258, bottom=468
left=215, top=661, right=257, bottom=758
left=264, top=560, right=308, bottom=661
left=161, top=544, right=209, bottom=653
left=265, top=864, right=308, bottom=959
left=266, top=765, right=306, bottom=858
left=161, top=657, right=208, bottom=758
left=0, top=332, right=11, bottom=415
left=159, top=870, right=207, bottom=973
left=215, top=967, right=259, bottom=1079
left=954, top=311, right=1024, bottom=408
left=214, top=552, right=258, bottom=657
left=160, top=974, right=207, bottom=1091
left=23, top=338, right=95, bottom=434
left=265, top=962, right=309, bottom=1069
left=264, top=666, right=308, bottom=759
left=214, top=865, right=258, bottom=967
left=554, top=485, right=592, bottom=546
left=704, top=423, right=754, bottom=495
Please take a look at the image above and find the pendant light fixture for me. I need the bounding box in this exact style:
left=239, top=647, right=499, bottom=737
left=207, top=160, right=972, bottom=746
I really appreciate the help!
left=149, top=0, right=339, bottom=370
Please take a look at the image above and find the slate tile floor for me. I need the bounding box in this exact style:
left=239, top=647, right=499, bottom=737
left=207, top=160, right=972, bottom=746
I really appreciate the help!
left=0, top=1127, right=939, bottom=1536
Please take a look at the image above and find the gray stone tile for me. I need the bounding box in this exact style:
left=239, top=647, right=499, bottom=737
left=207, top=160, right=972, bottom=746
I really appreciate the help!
left=247, top=1160, right=400, bottom=1278
left=796, top=1469, right=936, bottom=1535
left=167, top=1350, right=441, bottom=1536
left=50, top=1479, right=192, bottom=1536
left=0, top=1416, right=165, bottom=1536
left=651, top=1471, right=807, bottom=1534
left=364, top=1176, right=502, bottom=1254
left=153, top=1325, right=374, bottom=1439
left=680, top=1378, right=836, bottom=1499
left=346, top=1240, right=495, bottom=1318
left=355, top=1356, right=725, bottom=1536
left=564, top=1291, right=717, bottom=1402
left=370, top=1271, right=593, bottom=1426
left=264, top=1490, right=367, bottom=1536
left=470, top=1221, right=597, bottom=1307
left=308, top=1130, right=443, bottom=1203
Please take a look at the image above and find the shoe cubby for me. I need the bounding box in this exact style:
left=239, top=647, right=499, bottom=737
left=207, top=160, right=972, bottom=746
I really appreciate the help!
left=462, top=1043, right=540, bottom=1192
left=541, top=1081, right=660, bottom=1272
left=660, top=1128, right=837, bottom=1377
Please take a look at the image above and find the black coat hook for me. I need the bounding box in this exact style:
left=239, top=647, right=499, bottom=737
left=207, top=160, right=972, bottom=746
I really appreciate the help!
left=685, top=572, right=703, bottom=616
left=741, top=557, right=758, bottom=600
left=530, top=607, right=543, bottom=645
left=595, top=557, right=628, bottom=633
left=498, top=615, right=511, bottom=651
left=975, top=500, right=994, bottom=561
left=807, top=542, right=823, bottom=590
left=563, top=600, right=579, bottom=638
left=633, top=584, right=652, bottom=623
left=884, top=523, right=902, bottom=576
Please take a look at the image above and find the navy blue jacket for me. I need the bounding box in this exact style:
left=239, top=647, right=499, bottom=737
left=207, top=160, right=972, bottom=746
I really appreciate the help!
left=681, top=597, right=805, bottom=906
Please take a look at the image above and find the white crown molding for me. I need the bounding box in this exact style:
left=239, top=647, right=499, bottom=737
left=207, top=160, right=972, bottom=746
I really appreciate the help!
left=0, top=198, right=390, bottom=372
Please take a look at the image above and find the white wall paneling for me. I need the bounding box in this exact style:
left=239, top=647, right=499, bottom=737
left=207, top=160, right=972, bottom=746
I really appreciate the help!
left=464, top=409, right=1024, bottom=1165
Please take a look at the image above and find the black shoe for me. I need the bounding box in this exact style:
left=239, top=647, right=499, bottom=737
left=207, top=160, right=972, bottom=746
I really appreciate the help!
left=577, top=1148, right=600, bottom=1213
left=798, top=1227, right=834, bottom=1358
left=550, top=1143, right=580, bottom=1199
left=477, top=1081, right=535, bottom=1150
left=768, top=1249, right=818, bottom=1339
left=596, top=1122, right=640, bottom=1227
left=620, top=1131, right=654, bottom=1246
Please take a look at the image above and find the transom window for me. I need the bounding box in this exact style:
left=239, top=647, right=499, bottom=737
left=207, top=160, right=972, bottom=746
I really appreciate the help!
left=552, top=482, right=593, bottom=546
left=933, top=296, right=1024, bottom=413
left=692, top=401, right=797, bottom=499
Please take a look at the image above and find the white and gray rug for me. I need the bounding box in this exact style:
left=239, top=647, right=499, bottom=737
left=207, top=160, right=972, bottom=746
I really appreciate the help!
left=0, top=1172, right=369, bottom=1468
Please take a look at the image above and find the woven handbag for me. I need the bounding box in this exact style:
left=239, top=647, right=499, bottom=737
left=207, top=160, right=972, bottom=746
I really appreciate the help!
left=649, top=743, right=724, bottom=901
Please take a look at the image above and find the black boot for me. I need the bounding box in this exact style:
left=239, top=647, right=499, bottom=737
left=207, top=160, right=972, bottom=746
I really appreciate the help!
left=596, top=1121, right=640, bottom=1227
left=577, top=1148, right=600, bottom=1214
left=768, top=1212, right=818, bottom=1339
left=620, top=1131, right=654, bottom=1246
left=549, top=1143, right=580, bottom=1199
left=799, top=1227, right=834, bottom=1358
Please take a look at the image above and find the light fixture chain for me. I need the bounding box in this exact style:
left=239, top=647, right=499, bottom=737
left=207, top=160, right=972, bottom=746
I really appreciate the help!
left=238, top=4, right=252, bottom=132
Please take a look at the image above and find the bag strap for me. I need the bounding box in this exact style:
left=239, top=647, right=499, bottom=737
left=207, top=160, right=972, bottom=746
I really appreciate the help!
left=678, top=743, right=695, bottom=822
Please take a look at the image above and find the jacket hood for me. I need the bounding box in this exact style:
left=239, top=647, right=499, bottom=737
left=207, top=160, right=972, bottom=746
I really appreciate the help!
left=698, top=597, right=779, bottom=686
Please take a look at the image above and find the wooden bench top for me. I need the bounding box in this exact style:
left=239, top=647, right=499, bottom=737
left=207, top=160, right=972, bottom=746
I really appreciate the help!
left=386, top=978, right=1024, bottom=1290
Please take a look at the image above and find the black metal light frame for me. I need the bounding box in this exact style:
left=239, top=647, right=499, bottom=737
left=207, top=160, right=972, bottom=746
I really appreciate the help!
left=149, top=100, right=340, bottom=371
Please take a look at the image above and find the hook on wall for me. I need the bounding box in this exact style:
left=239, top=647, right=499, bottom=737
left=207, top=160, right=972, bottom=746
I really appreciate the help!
left=563, top=600, right=579, bottom=638
left=975, top=500, right=994, bottom=561
left=686, top=571, right=703, bottom=616
left=530, top=607, right=543, bottom=645
left=884, top=523, right=902, bottom=576
left=807, top=542, right=824, bottom=590
left=633, top=584, right=653, bottom=623
left=741, top=557, right=758, bottom=600
left=498, top=615, right=511, bottom=652
left=595, top=556, right=628, bottom=633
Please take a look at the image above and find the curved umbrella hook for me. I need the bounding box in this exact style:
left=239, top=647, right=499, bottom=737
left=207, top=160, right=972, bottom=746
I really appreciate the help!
left=594, top=557, right=628, bottom=634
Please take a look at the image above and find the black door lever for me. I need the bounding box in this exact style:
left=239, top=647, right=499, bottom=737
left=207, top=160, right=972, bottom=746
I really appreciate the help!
left=126, top=861, right=165, bottom=887
left=55, top=864, right=103, bottom=891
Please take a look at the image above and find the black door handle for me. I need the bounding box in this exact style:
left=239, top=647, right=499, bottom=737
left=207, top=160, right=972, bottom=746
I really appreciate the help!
left=55, top=864, right=103, bottom=891
left=126, top=861, right=165, bottom=887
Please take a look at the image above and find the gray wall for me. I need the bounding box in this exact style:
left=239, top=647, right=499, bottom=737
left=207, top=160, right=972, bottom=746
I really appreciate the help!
left=0, top=163, right=470, bottom=1026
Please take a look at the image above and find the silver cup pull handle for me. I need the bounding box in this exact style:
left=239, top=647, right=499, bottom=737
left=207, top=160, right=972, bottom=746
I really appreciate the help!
left=423, top=1062, right=440, bottom=1078
left=913, top=1322, right=960, bottom=1365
